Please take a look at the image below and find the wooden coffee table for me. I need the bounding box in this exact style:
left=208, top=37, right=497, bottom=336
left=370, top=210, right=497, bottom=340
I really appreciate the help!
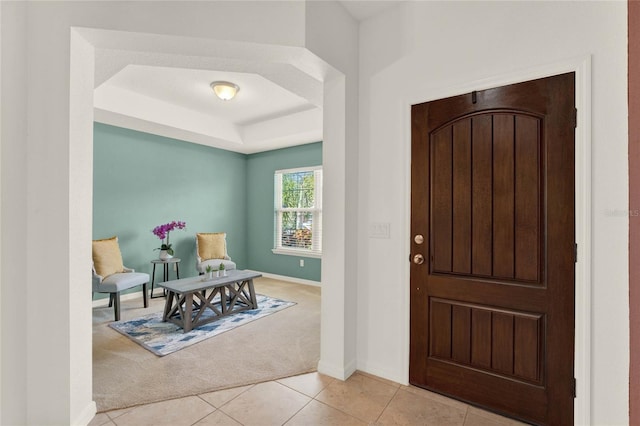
left=158, top=270, right=261, bottom=332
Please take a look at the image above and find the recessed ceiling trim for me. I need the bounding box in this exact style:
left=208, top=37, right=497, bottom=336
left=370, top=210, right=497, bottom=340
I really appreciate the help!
left=94, top=85, right=243, bottom=143
left=85, top=27, right=336, bottom=153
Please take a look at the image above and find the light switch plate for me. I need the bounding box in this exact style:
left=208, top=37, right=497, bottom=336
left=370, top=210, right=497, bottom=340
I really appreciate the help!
left=369, top=222, right=391, bottom=239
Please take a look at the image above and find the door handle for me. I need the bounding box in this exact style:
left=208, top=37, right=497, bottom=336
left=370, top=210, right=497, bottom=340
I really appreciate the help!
left=413, top=254, right=425, bottom=265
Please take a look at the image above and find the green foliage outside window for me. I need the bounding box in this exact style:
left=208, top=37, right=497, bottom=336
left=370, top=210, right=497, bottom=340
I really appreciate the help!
left=281, top=171, right=315, bottom=209
left=281, top=171, right=315, bottom=249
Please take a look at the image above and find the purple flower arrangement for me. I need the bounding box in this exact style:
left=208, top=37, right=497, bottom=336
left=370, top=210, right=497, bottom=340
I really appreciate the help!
left=152, top=220, right=186, bottom=255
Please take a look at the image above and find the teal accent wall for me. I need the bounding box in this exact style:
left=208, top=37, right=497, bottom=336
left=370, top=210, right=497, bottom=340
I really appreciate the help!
left=247, top=143, right=322, bottom=281
left=93, top=123, right=247, bottom=298
left=93, top=124, right=322, bottom=300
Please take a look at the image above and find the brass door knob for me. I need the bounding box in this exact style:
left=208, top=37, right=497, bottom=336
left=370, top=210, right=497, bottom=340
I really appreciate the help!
left=413, top=254, right=425, bottom=265
left=414, top=234, right=424, bottom=244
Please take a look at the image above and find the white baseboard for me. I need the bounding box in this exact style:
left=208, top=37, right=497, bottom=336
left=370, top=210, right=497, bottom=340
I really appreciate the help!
left=250, top=271, right=321, bottom=287
left=92, top=271, right=320, bottom=308
left=356, top=360, right=408, bottom=386
left=72, top=400, right=96, bottom=426
left=317, top=358, right=357, bottom=381
left=92, top=290, right=145, bottom=307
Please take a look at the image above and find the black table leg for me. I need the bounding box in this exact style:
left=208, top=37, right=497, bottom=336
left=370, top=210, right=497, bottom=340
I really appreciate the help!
left=151, top=260, right=180, bottom=298
left=163, top=264, right=169, bottom=297
left=150, top=263, right=163, bottom=299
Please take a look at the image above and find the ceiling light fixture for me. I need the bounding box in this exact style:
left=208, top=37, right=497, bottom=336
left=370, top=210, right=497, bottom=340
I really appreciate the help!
left=210, top=81, right=239, bottom=101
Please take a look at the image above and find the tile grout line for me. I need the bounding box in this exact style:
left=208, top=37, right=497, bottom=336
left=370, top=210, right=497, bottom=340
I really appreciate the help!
left=280, top=396, right=315, bottom=425
left=311, top=399, right=370, bottom=425
left=307, top=373, right=403, bottom=425
left=217, top=409, right=245, bottom=426
left=309, top=380, right=367, bottom=422
left=205, top=384, right=256, bottom=426
left=274, top=380, right=366, bottom=426
left=300, top=376, right=371, bottom=424
left=373, top=384, right=402, bottom=424
left=275, top=378, right=324, bottom=397
left=461, top=404, right=470, bottom=426
left=189, top=398, right=217, bottom=426
left=269, top=380, right=316, bottom=425
left=97, top=414, right=116, bottom=426
left=191, top=392, right=233, bottom=426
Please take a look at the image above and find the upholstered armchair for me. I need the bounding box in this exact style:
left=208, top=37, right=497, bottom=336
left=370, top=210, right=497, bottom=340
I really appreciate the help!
left=92, top=236, right=149, bottom=321
left=195, top=232, right=237, bottom=274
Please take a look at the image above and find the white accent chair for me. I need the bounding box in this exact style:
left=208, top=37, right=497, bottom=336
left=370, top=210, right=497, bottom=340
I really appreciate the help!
left=195, top=232, right=237, bottom=274
left=92, top=236, right=149, bottom=321
left=92, top=266, right=149, bottom=321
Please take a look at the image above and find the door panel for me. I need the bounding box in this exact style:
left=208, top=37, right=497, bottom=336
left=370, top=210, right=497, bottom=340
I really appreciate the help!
left=452, top=119, right=472, bottom=274
left=471, top=115, right=493, bottom=276
left=430, top=112, right=543, bottom=283
left=429, top=298, right=544, bottom=383
left=492, top=114, right=516, bottom=279
left=515, top=115, right=541, bottom=281
left=432, top=127, right=453, bottom=272
left=410, top=73, right=575, bottom=425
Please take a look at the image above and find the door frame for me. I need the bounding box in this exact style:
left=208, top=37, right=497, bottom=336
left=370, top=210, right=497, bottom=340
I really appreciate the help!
left=401, top=56, right=592, bottom=425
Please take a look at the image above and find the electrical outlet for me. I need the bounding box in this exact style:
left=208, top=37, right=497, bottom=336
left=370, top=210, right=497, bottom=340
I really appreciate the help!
left=299, top=259, right=304, bottom=267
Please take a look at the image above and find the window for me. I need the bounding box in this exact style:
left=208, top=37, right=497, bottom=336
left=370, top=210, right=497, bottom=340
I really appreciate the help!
left=273, top=166, right=322, bottom=258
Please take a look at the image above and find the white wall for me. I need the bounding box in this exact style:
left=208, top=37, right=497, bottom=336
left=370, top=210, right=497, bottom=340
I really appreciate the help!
left=0, top=2, right=28, bottom=424
left=0, top=1, right=358, bottom=424
left=357, top=1, right=628, bottom=424
left=305, top=0, right=360, bottom=379
left=2, top=0, right=628, bottom=423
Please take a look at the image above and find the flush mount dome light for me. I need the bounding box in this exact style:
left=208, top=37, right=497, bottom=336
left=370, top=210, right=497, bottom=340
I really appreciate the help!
left=210, top=81, right=239, bottom=101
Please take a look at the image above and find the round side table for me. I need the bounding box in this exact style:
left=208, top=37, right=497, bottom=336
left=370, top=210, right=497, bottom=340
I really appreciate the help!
left=150, top=258, right=181, bottom=298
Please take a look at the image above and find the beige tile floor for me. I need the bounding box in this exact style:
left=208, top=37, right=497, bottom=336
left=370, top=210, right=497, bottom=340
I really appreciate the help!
left=89, top=371, right=527, bottom=426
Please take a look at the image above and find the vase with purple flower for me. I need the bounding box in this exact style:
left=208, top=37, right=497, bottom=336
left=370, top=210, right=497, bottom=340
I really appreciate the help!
left=152, top=220, right=186, bottom=260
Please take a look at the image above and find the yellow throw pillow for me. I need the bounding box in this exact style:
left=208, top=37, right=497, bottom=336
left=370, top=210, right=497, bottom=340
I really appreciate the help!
left=197, top=233, right=227, bottom=260
left=92, top=236, right=125, bottom=278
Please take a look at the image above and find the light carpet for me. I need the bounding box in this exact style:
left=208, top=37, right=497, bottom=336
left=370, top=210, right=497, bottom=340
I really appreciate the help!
left=93, top=277, right=320, bottom=412
left=109, top=294, right=295, bottom=356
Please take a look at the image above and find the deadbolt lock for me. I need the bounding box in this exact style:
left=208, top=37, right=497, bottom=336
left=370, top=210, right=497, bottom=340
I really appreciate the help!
left=413, top=254, right=425, bottom=265
left=414, top=234, right=424, bottom=244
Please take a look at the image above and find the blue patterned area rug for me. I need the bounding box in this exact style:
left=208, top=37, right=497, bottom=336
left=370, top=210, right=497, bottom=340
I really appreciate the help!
left=109, top=294, right=295, bottom=356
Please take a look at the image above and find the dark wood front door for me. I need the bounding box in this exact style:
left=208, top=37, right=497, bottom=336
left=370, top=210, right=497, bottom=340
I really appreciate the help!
left=410, top=73, right=575, bottom=425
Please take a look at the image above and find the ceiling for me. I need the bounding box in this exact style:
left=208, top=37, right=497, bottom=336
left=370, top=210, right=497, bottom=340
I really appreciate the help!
left=93, top=1, right=402, bottom=154
left=95, top=64, right=322, bottom=154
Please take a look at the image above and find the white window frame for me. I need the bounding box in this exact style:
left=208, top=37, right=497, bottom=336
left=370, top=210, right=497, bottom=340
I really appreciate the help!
left=272, top=166, right=322, bottom=258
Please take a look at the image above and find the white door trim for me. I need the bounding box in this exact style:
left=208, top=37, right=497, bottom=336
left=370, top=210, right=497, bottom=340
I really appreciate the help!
left=402, top=56, right=592, bottom=425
